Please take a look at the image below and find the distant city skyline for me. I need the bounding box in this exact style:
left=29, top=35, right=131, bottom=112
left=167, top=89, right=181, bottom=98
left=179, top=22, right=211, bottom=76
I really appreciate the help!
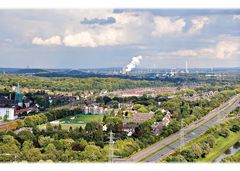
left=0, top=9, right=240, bottom=69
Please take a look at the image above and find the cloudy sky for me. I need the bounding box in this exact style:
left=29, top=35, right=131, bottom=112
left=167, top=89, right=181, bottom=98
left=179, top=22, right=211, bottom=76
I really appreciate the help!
left=0, top=9, right=240, bottom=69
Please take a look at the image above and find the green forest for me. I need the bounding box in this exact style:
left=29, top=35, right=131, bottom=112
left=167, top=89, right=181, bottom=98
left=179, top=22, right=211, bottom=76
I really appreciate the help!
left=0, top=75, right=165, bottom=93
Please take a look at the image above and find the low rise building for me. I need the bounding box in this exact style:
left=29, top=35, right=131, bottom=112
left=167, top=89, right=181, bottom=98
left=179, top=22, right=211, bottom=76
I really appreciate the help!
left=83, top=105, right=104, bottom=114
left=152, top=110, right=172, bottom=135
left=0, top=107, right=15, bottom=121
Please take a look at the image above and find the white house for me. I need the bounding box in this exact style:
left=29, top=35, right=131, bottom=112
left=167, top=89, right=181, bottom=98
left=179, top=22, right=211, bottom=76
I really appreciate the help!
left=0, top=108, right=15, bottom=121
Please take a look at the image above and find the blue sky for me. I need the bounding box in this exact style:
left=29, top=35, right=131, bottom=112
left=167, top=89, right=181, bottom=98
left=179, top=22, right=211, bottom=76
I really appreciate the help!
left=0, top=9, right=239, bottom=69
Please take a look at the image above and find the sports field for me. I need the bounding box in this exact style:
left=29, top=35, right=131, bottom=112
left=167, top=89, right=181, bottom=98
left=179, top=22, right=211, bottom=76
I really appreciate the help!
left=60, top=114, right=104, bottom=123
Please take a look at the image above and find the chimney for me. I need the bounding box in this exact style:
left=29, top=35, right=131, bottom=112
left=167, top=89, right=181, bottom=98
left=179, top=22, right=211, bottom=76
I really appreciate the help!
left=185, top=61, right=189, bottom=73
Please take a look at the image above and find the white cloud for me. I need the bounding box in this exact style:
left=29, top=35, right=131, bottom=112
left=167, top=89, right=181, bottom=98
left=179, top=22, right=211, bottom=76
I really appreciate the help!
left=233, top=15, right=240, bottom=21
left=63, top=28, right=126, bottom=47
left=63, top=32, right=97, bottom=47
left=158, top=38, right=240, bottom=59
left=33, top=11, right=151, bottom=48
left=158, top=48, right=213, bottom=58
left=215, top=40, right=240, bottom=59
left=32, top=36, right=62, bottom=46
left=152, top=16, right=186, bottom=36
left=188, top=17, right=209, bottom=34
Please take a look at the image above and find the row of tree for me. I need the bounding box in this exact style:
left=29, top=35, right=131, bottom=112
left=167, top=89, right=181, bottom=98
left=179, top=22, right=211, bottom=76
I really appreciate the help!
left=0, top=75, right=163, bottom=93
left=165, top=118, right=240, bottom=162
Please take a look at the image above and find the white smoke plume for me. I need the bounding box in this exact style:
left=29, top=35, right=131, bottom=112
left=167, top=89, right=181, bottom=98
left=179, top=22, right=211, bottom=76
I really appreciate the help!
left=125, top=55, right=143, bottom=72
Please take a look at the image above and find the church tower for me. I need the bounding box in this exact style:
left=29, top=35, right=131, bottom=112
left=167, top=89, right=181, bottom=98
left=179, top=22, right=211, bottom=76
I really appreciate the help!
left=15, top=83, right=23, bottom=107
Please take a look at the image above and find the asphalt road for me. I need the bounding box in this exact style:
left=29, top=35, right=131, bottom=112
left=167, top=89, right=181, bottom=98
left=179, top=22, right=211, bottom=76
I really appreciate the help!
left=126, top=94, right=240, bottom=163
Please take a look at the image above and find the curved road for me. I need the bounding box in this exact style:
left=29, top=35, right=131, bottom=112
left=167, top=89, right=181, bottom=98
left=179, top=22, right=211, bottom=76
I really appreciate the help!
left=126, top=94, right=240, bottom=163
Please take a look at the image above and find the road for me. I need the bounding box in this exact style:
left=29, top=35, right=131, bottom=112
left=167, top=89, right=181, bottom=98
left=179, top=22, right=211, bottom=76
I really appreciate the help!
left=126, top=94, right=240, bottom=163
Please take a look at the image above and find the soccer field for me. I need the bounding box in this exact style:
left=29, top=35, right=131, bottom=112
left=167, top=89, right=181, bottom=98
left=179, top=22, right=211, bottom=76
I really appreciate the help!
left=60, top=114, right=104, bottom=123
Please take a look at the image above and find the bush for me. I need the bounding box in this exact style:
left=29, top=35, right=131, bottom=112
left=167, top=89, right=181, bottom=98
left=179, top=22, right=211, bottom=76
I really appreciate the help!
left=230, top=125, right=240, bottom=132
left=206, top=135, right=216, bottom=148
left=180, top=149, right=196, bottom=162
left=166, top=155, right=187, bottom=162
left=218, top=128, right=230, bottom=138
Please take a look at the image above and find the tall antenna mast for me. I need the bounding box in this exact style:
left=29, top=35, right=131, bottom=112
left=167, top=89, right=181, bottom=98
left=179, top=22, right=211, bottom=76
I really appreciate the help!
left=108, top=130, right=114, bottom=163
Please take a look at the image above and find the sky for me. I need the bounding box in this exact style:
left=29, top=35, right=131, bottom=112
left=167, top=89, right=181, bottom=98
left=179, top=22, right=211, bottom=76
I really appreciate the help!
left=0, top=9, right=240, bottom=69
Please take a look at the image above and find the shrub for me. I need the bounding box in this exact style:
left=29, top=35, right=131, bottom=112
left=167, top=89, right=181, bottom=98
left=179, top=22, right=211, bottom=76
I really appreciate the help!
left=218, top=128, right=230, bottom=138
left=230, top=125, right=240, bottom=132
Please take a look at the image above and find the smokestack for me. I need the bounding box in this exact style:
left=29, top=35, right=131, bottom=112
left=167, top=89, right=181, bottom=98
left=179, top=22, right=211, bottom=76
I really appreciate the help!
left=124, top=55, right=143, bottom=73
left=185, top=61, right=189, bottom=73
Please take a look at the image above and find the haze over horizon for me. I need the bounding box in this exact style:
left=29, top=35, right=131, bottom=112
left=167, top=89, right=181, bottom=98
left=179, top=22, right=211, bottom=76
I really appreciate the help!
left=0, top=9, right=240, bottom=69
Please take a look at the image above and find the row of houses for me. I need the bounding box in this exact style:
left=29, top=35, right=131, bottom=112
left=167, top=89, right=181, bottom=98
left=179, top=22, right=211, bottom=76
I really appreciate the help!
left=115, top=87, right=177, bottom=97
left=83, top=105, right=104, bottom=114
left=184, top=91, right=218, bottom=101
left=120, top=109, right=172, bottom=137
left=152, top=109, right=172, bottom=135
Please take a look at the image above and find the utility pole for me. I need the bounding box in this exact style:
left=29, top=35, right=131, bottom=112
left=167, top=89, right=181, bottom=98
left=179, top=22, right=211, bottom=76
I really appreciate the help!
left=108, top=130, right=114, bottom=163
left=180, top=117, right=185, bottom=153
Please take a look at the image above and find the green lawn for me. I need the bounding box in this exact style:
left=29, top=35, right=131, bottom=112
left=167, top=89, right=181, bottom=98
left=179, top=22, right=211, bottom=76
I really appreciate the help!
left=61, top=123, right=86, bottom=130
left=37, top=114, right=103, bottom=131
left=60, top=114, right=104, bottom=123
left=37, top=123, right=86, bottom=130
left=198, top=132, right=240, bottom=162
left=221, top=149, right=240, bottom=162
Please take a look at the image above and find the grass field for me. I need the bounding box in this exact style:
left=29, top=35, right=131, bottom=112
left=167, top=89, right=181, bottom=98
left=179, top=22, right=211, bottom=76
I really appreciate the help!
left=221, top=149, right=240, bottom=162
left=60, top=114, right=104, bottom=123
left=37, top=114, right=103, bottom=130
left=37, top=122, right=86, bottom=130
left=61, top=123, right=86, bottom=130
left=198, top=132, right=240, bottom=162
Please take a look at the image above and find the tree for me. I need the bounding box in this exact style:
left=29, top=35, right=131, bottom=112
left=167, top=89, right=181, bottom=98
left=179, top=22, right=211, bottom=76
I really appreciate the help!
left=20, top=140, right=41, bottom=162
left=43, top=143, right=58, bottom=161
left=137, top=106, right=149, bottom=113
left=218, top=128, right=230, bottom=138
left=230, top=125, right=240, bottom=132
left=85, top=122, right=96, bottom=133
left=17, top=130, right=35, bottom=143
left=16, top=120, right=24, bottom=129
left=81, top=145, right=102, bottom=161
left=24, top=116, right=34, bottom=127
left=72, top=142, right=86, bottom=151
left=0, top=135, right=20, bottom=162
left=154, top=111, right=164, bottom=122
left=20, top=147, right=42, bottom=162
left=206, top=135, right=216, bottom=148
left=103, top=96, right=111, bottom=105
left=191, top=144, right=203, bottom=158
left=201, top=142, right=211, bottom=157
left=38, top=136, right=51, bottom=148
left=166, top=155, right=187, bottom=162
left=180, top=149, right=196, bottom=162
left=3, top=114, right=9, bottom=122
left=96, top=96, right=104, bottom=105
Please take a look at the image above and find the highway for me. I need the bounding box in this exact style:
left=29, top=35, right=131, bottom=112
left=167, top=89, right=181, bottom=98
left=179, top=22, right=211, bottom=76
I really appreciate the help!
left=126, top=94, right=240, bottom=163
